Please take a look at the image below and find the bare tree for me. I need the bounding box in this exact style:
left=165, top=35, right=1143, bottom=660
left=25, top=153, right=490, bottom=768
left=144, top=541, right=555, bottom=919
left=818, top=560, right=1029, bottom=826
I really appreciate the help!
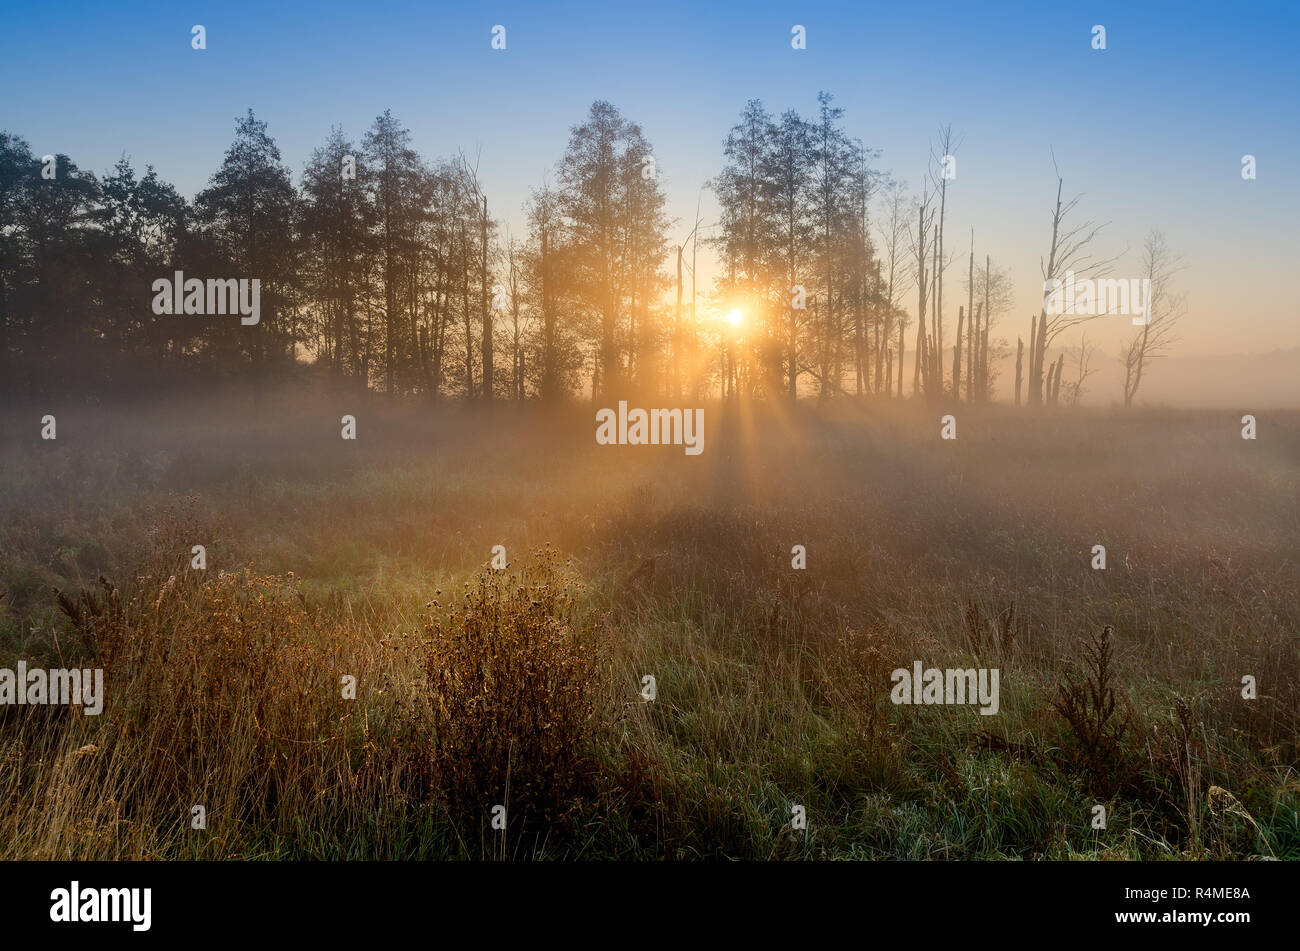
left=967, top=255, right=1013, bottom=402
left=928, top=125, right=962, bottom=398
left=1028, top=156, right=1120, bottom=406
left=1121, top=230, right=1184, bottom=407
left=953, top=226, right=973, bottom=402
left=907, top=185, right=934, bottom=397
left=1062, top=332, right=1099, bottom=406
left=503, top=230, right=529, bottom=400
left=875, top=178, right=911, bottom=396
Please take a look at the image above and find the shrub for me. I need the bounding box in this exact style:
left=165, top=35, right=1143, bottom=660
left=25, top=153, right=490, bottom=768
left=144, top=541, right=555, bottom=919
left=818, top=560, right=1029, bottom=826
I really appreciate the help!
left=1051, top=624, right=1133, bottom=794
left=420, top=549, right=603, bottom=829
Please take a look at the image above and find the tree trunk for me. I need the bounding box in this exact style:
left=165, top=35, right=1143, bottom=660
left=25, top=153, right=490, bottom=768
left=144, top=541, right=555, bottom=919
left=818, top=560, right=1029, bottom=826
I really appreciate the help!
left=1014, top=336, right=1023, bottom=406
left=980, top=254, right=991, bottom=402
left=897, top=319, right=905, bottom=399
left=461, top=221, right=473, bottom=399
left=480, top=194, right=492, bottom=403
left=674, top=245, right=683, bottom=400
left=952, top=305, right=964, bottom=401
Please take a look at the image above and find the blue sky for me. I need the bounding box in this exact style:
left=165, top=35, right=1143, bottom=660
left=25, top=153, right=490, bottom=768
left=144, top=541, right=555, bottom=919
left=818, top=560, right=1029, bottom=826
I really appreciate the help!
left=3, top=0, right=1297, bottom=354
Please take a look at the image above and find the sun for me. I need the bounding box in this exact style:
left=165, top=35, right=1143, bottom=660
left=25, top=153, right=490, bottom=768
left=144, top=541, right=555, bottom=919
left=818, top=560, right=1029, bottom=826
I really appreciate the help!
left=726, top=308, right=743, bottom=327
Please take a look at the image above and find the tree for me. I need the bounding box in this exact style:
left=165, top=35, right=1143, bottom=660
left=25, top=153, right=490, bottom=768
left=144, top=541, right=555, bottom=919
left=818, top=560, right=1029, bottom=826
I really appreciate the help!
left=713, top=100, right=778, bottom=391
left=954, top=228, right=973, bottom=402
left=362, top=110, right=425, bottom=395
left=196, top=110, right=298, bottom=397
left=1063, top=332, right=1099, bottom=406
left=1121, top=231, right=1183, bottom=407
left=928, top=125, right=961, bottom=397
left=502, top=230, right=529, bottom=400
left=847, top=138, right=882, bottom=396
left=907, top=185, right=935, bottom=398
left=12, top=146, right=101, bottom=396
left=1027, top=159, right=1117, bottom=406
left=765, top=109, right=814, bottom=400
left=524, top=182, right=562, bottom=400
left=300, top=127, right=373, bottom=387
left=93, top=156, right=188, bottom=368
left=0, top=132, right=32, bottom=396
left=618, top=130, right=670, bottom=394
left=453, top=151, right=498, bottom=402
left=556, top=101, right=668, bottom=400
left=965, top=254, right=1013, bottom=402
left=424, top=159, right=470, bottom=399
left=807, top=92, right=856, bottom=401
left=875, top=178, right=911, bottom=397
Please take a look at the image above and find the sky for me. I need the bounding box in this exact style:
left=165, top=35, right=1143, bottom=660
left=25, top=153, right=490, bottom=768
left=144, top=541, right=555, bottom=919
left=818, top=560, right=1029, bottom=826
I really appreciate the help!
left=3, top=0, right=1298, bottom=359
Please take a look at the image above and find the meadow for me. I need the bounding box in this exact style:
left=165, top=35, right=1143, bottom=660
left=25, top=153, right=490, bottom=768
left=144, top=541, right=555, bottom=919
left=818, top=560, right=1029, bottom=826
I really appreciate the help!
left=0, top=388, right=1296, bottom=860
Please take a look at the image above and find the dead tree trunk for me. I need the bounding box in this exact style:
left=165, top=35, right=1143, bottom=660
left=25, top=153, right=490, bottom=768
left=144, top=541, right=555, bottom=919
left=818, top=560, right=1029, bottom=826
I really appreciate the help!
left=952, top=305, right=964, bottom=401
left=964, top=231, right=974, bottom=401
left=1014, top=337, right=1024, bottom=406
left=480, top=194, right=493, bottom=403
left=1027, top=313, right=1038, bottom=403
left=674, top=244, right=683, bottom=400
left=980, top=254, right=991, bottom=402
left=897, top=319, right=905, bottom=399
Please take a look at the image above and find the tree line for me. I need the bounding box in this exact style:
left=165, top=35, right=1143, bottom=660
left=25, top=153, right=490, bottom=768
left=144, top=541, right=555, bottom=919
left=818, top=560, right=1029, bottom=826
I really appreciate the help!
left=0, top=97, right=1179, bottom=405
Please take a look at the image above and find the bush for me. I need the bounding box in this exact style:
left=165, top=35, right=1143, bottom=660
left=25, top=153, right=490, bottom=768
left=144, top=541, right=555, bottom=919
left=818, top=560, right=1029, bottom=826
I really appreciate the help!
left=420, top=549, right=603, bottom=829
left=1051, top=624, right=1133, bottom=795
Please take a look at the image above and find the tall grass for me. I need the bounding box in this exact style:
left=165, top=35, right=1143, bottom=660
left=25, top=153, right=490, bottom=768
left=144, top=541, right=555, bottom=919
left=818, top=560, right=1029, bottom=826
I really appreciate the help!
left=0, top=394, right=1296, bottom=859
